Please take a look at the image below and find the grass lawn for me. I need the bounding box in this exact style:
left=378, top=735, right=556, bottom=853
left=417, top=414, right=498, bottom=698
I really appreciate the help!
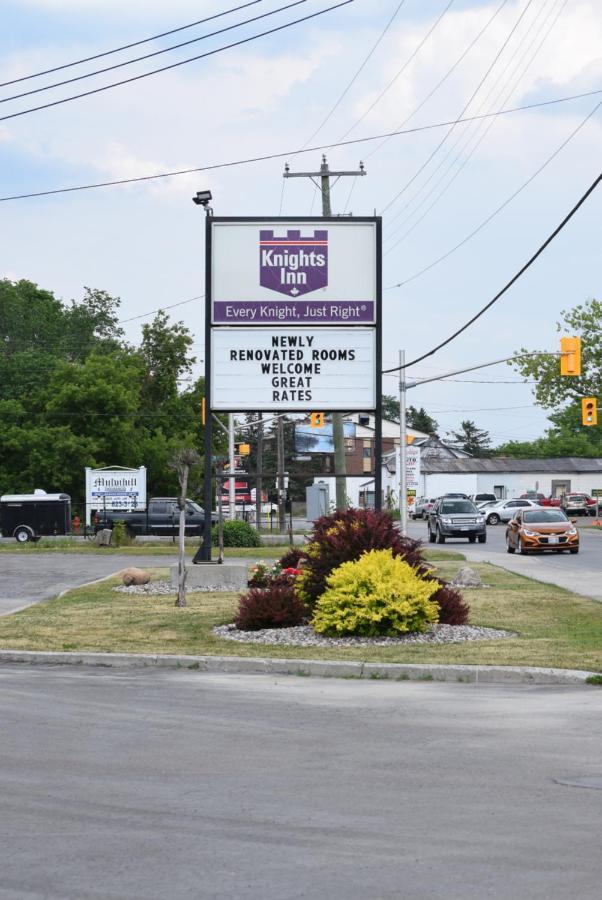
left=0, top=558, right=600, bottom=672
left=0, top=541, right=291, bottom=559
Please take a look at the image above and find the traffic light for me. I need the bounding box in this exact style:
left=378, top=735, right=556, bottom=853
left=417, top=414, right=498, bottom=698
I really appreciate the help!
left=310, top=412, right=325, bottom=428
left=238, top=443, right=250, bottom=456
left=582, top=397, right=598, bottom=426
left=560, top=337, right=581, bottom=376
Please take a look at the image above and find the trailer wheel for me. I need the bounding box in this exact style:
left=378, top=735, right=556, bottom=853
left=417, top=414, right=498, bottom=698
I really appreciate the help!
left=14, top=526, right=34, bottom=543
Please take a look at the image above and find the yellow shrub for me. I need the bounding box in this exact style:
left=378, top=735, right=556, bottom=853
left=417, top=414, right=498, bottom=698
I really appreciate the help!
left=312, top=549, right=439, bottom=637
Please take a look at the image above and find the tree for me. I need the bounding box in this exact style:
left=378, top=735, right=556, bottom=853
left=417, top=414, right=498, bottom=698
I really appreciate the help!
left=139, top=310, right=195, bottom=412
left=407, top=406, right=438, bottom=435
left=381, top=395, right=400, bottom=423
left=169, top=448, right=201, bottom=608
left=447, top=420, right=492, bottom=457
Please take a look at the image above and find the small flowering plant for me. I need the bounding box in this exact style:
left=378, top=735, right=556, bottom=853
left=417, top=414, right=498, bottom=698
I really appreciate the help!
left=247, top=561, right=302, bottom=588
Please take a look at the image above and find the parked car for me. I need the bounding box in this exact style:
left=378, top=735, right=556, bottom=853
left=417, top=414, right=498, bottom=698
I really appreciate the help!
left=427, top=498, right=486, bottom=544
left=0, top=490, right=71, bottom=543
left=469, top=493, right=497, bottom=504
left=441, top=492, right=469, bottom=499
left=519, top=492, right=547, bottom=503
left=95, top=497, right=216, bottom=536
left=560, top=493, right=597, bottom=517
left=411, top=497, right=437, bottom=519
left=482, top=498, right=541, bottom=525
left=506, top=507, right=579, bottom=554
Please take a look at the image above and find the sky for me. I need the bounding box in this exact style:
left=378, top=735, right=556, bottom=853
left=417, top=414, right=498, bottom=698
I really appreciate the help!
left=1, top=0, right=601, bottom=445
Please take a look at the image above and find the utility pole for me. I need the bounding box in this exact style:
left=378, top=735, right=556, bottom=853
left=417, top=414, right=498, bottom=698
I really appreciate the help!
left=255, top=413, right=263, bottom=531
left=398, top=349, right=407, bottom=535
left=277, top=415, right=286, bottom=533
left=284, top=155, right=366, bottom=511
left=228, top=414, right=236, bottom=520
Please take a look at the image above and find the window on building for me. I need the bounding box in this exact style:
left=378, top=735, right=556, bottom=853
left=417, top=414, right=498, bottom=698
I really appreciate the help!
left=363, top=447, right=372, bottom=458
left=494, top=485, right=505, bottom=499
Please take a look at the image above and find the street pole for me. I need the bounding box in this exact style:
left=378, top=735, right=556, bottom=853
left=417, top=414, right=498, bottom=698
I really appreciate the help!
left=277, top=415, right=286, bottom=534
left=255, top=413, right=263, bottom=530
left=398, top=349, right=407, bottom=535
left=284, top=155, right=366, bottom=511
left=228, top=413, right=235, bottom=520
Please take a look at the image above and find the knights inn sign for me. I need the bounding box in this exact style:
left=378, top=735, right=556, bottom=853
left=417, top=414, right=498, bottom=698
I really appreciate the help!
left=198, top=215, right=382, bottom=559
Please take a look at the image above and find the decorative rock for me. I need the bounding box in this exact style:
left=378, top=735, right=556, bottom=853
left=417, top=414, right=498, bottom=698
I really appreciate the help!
left=452, top=566, right=482, bottom=588
left=122, top=567, right=151, bottom=586
left=94, top=528, right=112, bottom=547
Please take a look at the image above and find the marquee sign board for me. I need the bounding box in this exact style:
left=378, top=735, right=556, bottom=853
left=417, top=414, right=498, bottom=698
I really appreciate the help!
left=211, top=219, right=377, bottom=325
left=84, top=466, right=147, bottom=526
left=211, top=327, right=376, bottom=411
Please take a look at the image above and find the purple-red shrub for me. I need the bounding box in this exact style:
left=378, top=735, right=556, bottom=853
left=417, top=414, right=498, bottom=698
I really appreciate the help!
left=296, top=508, right=423, bottom=610
left=430, top=583, right=470, bottom=625
left=235, top=583, right=307, bottom=631
left=278, top=547, right=307, bottom=570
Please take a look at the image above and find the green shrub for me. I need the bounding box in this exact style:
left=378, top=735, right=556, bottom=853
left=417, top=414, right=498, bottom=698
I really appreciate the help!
left=212, top=519, right=261, bottom=547
left=312, top=549, right=439, bottom=637
left=111, top=521, right=133, bottom=547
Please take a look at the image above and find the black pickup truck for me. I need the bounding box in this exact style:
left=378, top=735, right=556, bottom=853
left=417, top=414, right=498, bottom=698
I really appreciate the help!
left=96, top=497, right=213, bottom=537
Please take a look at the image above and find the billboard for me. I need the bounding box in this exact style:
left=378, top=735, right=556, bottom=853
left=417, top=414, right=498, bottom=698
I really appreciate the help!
left=295, top=421, right=356, bottom=454
left=211, top=327, right=376, bottom=411
left=211, top=220, right=377, bottom=325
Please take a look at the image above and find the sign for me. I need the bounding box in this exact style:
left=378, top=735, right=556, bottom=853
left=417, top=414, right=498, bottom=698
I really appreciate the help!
left=211, top=328, right=376, bottom=411
left=406, top=446, right=421, bottom=495
left=84, top=466, right=146, bottom=525
left=211, top=220, right=376, bottom=325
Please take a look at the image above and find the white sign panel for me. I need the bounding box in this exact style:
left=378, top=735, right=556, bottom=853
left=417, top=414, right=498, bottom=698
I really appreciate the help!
left=85, top=467, right=147, bottom=525
left=406, top=446, right=421, bottom=494
left=211, top=328, right=376, bottom=411
left=212, top=220, right=376, bottom=325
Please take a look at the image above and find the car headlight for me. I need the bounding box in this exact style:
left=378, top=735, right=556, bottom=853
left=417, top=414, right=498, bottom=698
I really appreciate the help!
left=523, top=529, right=539, bottom=537
left=476, top=516, right=485, bottom=523
left=567, top=527, right=578, bottom=536
left=441, top=517, right=452, bottom=524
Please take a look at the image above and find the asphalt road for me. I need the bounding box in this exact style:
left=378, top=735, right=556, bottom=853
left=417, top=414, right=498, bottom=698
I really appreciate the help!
left=407, top=517, right=602, bottom=602
left=1, top=666, right=601, bottom=899
left=0, top=553, right=182, bottom=617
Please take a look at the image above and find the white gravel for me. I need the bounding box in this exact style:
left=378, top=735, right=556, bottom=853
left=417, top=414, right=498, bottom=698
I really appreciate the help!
left=114, top=582, right=515, bottom=646
left=213, top=623, right=515, bottom=647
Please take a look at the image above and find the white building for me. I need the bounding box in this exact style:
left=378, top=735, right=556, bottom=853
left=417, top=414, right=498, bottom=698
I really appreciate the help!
left=383, top=455, right=602, bottom=502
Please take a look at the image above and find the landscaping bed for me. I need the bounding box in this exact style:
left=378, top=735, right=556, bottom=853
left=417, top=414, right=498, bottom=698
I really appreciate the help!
left=0, top=559, right=600, bottom=672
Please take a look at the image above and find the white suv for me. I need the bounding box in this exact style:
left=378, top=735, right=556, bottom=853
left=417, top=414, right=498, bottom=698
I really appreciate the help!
left=483, top=498, right=540, bottom=525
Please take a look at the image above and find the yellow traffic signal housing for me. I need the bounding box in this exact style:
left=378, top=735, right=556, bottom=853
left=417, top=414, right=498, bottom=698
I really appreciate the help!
left=560, top=337, right=581, bottom=376
left=310, top=412, right=325, bottom=428
left=201, top=397, right=206, bottom=426
left=238, top=443, right=251, bottom=456
left=582, top=397, right=598, bottom=426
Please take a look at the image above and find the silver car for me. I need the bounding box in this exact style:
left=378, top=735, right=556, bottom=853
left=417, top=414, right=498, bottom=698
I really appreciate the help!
left=411, top=497, right=437, bottom=519
left=483, top=498, right=540, bottom=525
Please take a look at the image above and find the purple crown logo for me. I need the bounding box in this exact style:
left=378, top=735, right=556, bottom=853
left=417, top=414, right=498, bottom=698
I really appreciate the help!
left=259, top=229, right=328, bottom=297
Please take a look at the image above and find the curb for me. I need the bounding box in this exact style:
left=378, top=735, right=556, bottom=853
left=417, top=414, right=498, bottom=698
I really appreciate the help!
left=0, top=650, right=596, bottom=684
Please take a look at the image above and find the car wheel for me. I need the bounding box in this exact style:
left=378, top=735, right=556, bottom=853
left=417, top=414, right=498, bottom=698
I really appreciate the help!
left=518, top=539, right=529, bottom=555
left=570, top=548, right=579, bottom=554
left=468, top=535, right=476, bottom=543
left=14, top=526, right=33, bottom=543
left=506, top=538, right=515, bottom=554
left=436, top=527, right=445, bottom=544
left=478, top=534, right=486, bottom=544
left=487, top=513, right=500, bottom=525
left=428, top=526, right=436, bottom=543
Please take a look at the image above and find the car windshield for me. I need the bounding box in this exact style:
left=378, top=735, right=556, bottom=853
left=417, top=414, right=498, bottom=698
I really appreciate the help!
left=522, top=510, right=568, bottom=524
left=187, top=501, right=204, bottom=514
left=440, top=501, right=476, bottom=514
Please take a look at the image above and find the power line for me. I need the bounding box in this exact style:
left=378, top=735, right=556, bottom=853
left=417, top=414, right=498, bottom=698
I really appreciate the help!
left=380, top=0, right=537, bottom=216
left=118, top=295, right=204, bottom=324
left=0, top=0, right=263, bottom=88
left=384, top=0, right=568, bottom=250
left=0, top=0, right=354, bottom=124
left=385, top=98, right=601, bottom=290
left=1, top=85, right=600, bottom=203
left=1, top=1, right=306, bottom=105
left=301, top=0, right=408, bottom=150
left=362, top=0, right=511, bottom=164
left=383, top=170, right=602, bottom=374
left=337, top=0, right=456, bottom=143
